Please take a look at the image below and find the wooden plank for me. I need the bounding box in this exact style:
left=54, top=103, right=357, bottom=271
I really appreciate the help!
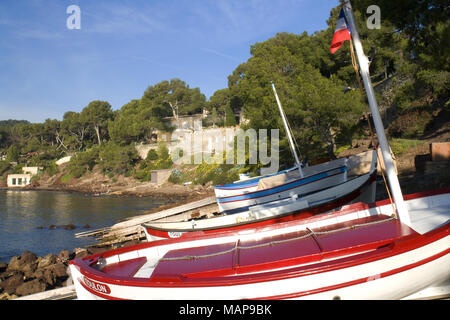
left=110, top=196, right=217, bottom=229
left=15, top=285, right=76, bottom=300
left=75, top=196, right=217, bottom=239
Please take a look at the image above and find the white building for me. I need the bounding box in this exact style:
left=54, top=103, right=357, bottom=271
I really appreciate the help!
left=7, top=174, right=32, bottom=187
left=6, top=166, right=42, bottom=187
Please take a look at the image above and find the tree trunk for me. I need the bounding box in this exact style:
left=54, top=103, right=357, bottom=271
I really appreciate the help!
left=95, top=125, right=101, bottom=145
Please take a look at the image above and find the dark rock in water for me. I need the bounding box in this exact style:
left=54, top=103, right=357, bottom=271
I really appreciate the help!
left=83, top=224, right=90, bottom=229
left=64, top=223, right=76, bottom=230
left=48, top=225, right=56, bottom=229
left=15, top=279, right=46, bottom=296
left=0, top=262, right=7, bottom=273
left=36, top=226, right=43, bottom=229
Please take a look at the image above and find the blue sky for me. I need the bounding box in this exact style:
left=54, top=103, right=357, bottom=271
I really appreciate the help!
left=0, top=0, right=338, bottom=123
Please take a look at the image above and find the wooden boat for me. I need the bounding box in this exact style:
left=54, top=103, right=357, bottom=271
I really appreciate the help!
left=217, top=156, right=351, bottom=213
left=142, top=150, right=377, bottom=240
left=69, top=188, right=450, bottom=300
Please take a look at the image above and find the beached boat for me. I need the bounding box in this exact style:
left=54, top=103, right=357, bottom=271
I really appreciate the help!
left=217, top=156, right=352, bottom=213
left=69, top=188, right=450, bottom=300
left=142, top=150, right=377, bottom=241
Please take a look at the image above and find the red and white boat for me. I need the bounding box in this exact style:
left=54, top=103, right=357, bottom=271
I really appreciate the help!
left=142, top=150, right=377, bottom=241
left=69, top=188, right=450, bottom=300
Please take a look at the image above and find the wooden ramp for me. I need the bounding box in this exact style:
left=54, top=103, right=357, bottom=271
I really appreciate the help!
left=75, top=196, right=218, bottom=247
left=15, top=285, right=77, bottom=300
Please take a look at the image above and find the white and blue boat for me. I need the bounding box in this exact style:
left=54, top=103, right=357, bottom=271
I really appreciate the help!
left=217, top=156, right=351, bottom=213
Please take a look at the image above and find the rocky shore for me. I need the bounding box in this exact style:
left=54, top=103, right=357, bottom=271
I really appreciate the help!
left=0, top=247, right=106, bottom=300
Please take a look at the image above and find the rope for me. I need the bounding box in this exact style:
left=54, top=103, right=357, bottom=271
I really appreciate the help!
left=160, top=216, right=395, bottom=262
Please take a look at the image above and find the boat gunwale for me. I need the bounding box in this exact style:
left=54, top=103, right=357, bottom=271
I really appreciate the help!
left=217, top=165, right=348, bottom=203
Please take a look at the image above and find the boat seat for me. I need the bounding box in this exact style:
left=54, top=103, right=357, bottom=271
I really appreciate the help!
left=101, top=257, right=147, bottom=278
left=150, top=215, right=419, bottom=282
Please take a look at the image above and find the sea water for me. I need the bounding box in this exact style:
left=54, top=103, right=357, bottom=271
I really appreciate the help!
left=0, top=189, right=170, bottom=263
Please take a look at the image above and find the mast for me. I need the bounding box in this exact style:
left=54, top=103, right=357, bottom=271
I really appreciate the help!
left=342, top=0, right=411, bottom=226
left=271, top=82, right=304, bottom=177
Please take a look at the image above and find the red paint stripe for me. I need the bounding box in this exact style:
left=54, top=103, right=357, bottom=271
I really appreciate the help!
left=254, top=248, right=450, bottom=300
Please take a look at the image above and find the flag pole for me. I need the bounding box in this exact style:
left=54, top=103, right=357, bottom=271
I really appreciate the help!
left=342, top=0, right=411, bottom=226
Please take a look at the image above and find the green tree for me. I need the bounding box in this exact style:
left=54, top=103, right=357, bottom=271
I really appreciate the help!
left=108, top=99, right=161, bottom=144
left=224, top=104, right=236, bottom=127
left=81, top=101, right=114, bottom=145
left=62, top=111, right=89, bottom=151
left=6, top=145, right=20, bottom=162
left=141, top=79, right=206, bottom=121
left=98, top=142, right=139, bottom=175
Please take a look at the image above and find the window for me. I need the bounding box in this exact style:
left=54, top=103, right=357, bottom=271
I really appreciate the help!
left=12, top=178, right=16, bottom=185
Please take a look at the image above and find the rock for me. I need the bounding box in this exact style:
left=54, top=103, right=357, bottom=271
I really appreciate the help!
left=41, top=263, right=68, bottom=287
left=57, top=249, right=71, bottom=263
left=0, top=262, right=7, bottom=273
left=43, top=268, right=57, bottom=286
left=49, top=225, right=56, bottom=229
left=73, top=247, right=90, bottom=259
left=37, top=254, right=57, bottom=269
left=50, top=263, right=68, bottom=278
left=83, top=224, right=90, bottom=229
left=0, top=292, right=18, bottom=300
left=0, top=272, right=24, bottom=294
left=21, top=262, right=38, bottom=279
left=15, top=279, right=46, bottom=296
left=7, top=252, right=38, bottom=276
left=64, top=223, right=76, bottom=230
left=7, top=256, right=20, bottom=272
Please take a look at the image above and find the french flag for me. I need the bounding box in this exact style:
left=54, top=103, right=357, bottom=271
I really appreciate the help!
left=330, top=8, right=351, bottom=54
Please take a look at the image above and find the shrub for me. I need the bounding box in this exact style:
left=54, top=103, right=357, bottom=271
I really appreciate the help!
left=98, top=142, right=139, bottom=175
left=146, top=149, right=158, bottom=161
left=67, top=147, right=99, bottom=178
